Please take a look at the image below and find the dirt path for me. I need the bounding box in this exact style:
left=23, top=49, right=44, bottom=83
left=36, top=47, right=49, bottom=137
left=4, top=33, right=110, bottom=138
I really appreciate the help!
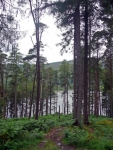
left=38, top=127, right=76, bottom=150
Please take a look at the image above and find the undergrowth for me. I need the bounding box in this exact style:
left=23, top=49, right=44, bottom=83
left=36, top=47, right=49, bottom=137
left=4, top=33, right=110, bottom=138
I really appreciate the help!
left=63, top=115, right=113, bottom=150
left=0, top=114, right=73, bottom=150
left=1, top=114, right=113, bottom=150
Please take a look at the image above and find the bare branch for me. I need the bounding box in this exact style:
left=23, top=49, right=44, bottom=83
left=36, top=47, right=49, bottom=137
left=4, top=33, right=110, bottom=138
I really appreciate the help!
left=28, top=0, right=36, bottom=27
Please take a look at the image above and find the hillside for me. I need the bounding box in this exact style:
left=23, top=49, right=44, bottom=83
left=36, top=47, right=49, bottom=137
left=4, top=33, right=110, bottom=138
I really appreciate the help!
left=46, top=60, right=73, bottom=70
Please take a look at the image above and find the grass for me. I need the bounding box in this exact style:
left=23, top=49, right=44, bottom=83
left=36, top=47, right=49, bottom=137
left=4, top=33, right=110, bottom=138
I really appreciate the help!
left=21, top=140, right=59, bottom=150
left=38, top=140, right=59, bottom=150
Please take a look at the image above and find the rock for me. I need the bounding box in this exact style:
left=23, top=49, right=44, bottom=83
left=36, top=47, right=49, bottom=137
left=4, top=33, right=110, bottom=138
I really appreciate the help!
left=58, top=129, right=62, bottom=131
left=42, top=141, right=47, bottom=143
left=57, top=143, right=61, bottom=146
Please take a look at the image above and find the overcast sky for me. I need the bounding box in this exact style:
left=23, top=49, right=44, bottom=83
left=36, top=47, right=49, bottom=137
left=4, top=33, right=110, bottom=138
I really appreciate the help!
left=18, top=13, right=73, bottom=63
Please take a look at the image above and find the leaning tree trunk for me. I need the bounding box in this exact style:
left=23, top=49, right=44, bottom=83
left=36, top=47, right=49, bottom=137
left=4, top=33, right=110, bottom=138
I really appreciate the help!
left=28, top=0, right=40, bottom=120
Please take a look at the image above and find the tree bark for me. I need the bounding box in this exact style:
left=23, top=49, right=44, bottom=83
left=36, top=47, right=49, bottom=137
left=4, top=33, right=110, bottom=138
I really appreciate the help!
left=25, top=76, right=28, bottom=117
left=67, top=82, right=68, bottom=114
left=75, top=2, right=83, bottom=124
left=14, top=73, right=17, bottom=118
left=50, top=81, right=52, bottom=114
left=35, top=1, right=40, bottom=120
left=83, top=0, right=89, bottom=124
left=29, top=70, right=36, bottom=119
left=73, top=4, right=78, bottom=119
left=28, top=0, right=40, bottom=120
left=21, top=97, right=24, bottom=117
left=94, top=50, right=100, bottom=118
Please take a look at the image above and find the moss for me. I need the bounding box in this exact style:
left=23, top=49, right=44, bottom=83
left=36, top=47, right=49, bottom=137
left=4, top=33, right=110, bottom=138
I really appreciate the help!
left=96, top=119, right=113, bottom=127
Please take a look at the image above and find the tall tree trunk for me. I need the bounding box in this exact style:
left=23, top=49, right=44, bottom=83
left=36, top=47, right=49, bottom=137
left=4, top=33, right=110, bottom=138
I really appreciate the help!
left=2, top=67, right=6, bottom=119
left=50, top=81, right=52, bottom=114
left=35, top=1, right=40, bottom=120
left=25, top=77, right=28, bottom=117
left=73, top=26, right=77, bottom=118
left=5, top=73, right=8, bottom=118
left=75, top=2, right=83, bottom=124
left=21, top=97, right=24, bottom=117
left=46, top=95, right=48, bottom=115
left=0, top=63, right=5, bottom=118
left=64, top=92, right=66, bottom=114
left=14, top=74, right=17, bottom=118
left=88, top=18, right=92, bottom=117
left=109, top=49, right=113, bottom=117
left=67, top=82, right=68, bottom=114
left=33, top=102, right=35, bottom=116
left=94, top=71, right=98, bottom=117
left=46, top=71, right=49, bottom=115
left=29, top=71, right=36, bottom=119
left=94, top=50, right=100, bottom=118
left=84, top=0, right=89, bottom=124
left=40, top=84, right=43, bottom=116
left=91, top=81, right=94, bottom=114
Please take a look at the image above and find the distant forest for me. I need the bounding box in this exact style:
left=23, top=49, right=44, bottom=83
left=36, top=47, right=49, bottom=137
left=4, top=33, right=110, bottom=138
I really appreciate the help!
left=47, top=60, right=73, bottom=70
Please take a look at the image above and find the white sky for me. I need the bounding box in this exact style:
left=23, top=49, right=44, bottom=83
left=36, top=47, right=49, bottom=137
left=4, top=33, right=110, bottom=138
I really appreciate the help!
left=18, top=14, right=73, bottom=63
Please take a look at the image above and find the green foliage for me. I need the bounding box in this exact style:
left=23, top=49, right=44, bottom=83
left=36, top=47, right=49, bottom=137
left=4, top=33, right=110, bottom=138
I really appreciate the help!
left=0, top=118, right=54, bottom=150
left=0, top=114, right=69, bottom=150
left=22, top=119, right=55, bottom=132
left=63, top=115, right=113, bottom=150
left=1, top=115, right=113, bottom=150
left=0, top=119, right=45, bottom=150
left=63, top=127, right=88, bottom=146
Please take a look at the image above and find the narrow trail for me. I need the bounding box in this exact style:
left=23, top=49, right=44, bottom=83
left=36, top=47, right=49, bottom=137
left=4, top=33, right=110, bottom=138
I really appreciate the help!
left=38, top=127, right=76, bottom=150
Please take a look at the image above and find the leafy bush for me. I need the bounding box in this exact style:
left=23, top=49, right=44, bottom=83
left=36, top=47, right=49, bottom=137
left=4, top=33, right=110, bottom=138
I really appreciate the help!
left=63, top=127, right=88, bottom=146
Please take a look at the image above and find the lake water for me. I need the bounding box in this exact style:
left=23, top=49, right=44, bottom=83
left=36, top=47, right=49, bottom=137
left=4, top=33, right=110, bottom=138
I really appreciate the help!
left=7, top=90, right=105, bottom=118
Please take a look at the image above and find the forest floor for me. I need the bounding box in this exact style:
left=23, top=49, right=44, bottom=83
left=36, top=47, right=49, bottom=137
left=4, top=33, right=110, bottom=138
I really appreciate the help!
left=1, top=114, right=113, bottom=150
left=37, top=127, right=76, bottom=150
